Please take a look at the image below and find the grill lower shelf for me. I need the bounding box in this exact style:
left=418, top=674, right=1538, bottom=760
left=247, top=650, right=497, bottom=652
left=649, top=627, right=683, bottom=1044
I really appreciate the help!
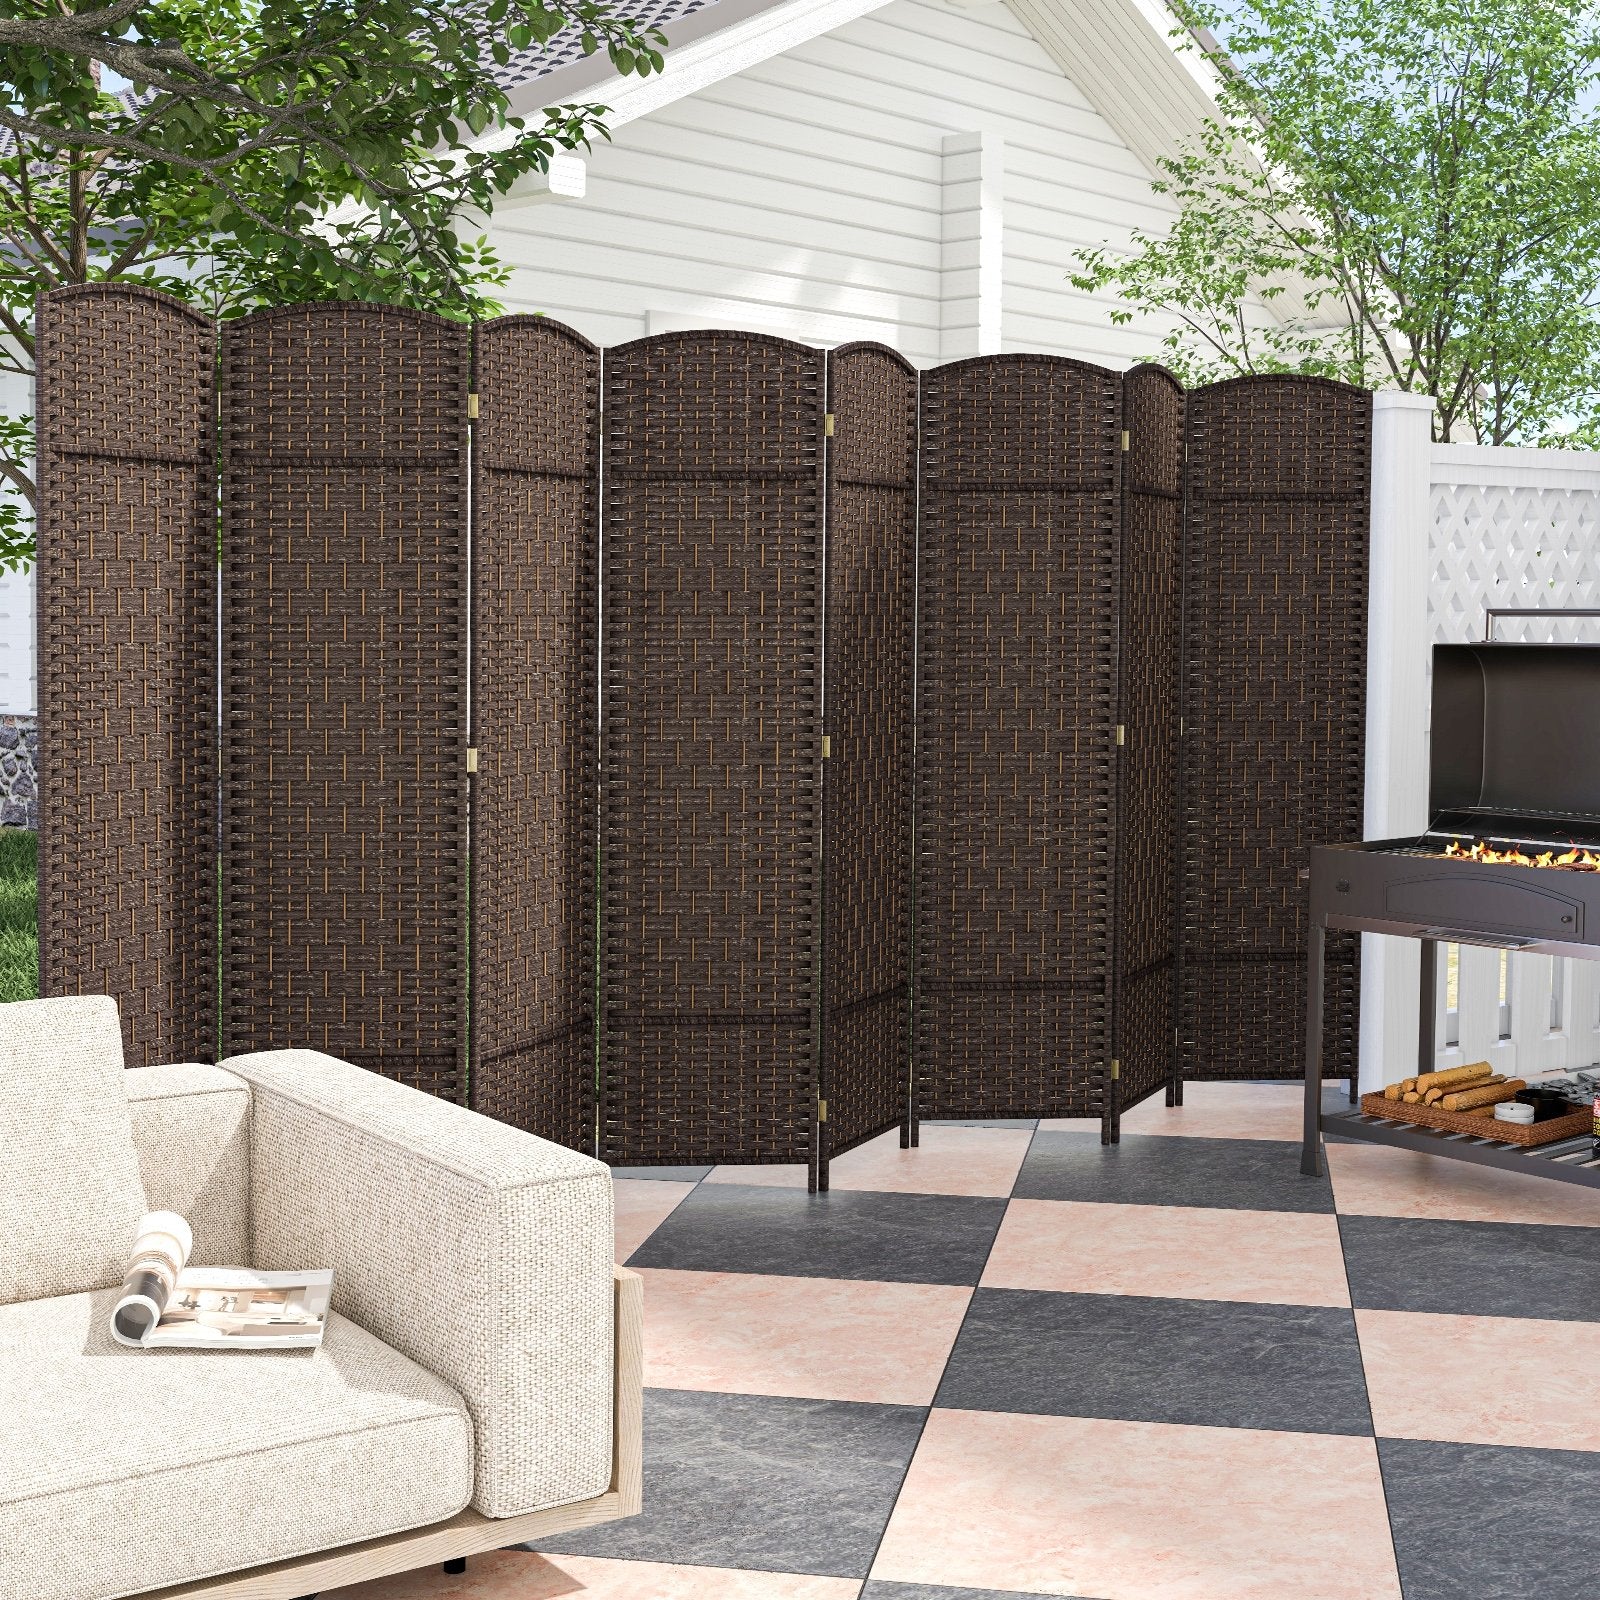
left=1355, top=1091, right=1591, bottom=1145
left=1324, top=1107, right=1600, bottom=1189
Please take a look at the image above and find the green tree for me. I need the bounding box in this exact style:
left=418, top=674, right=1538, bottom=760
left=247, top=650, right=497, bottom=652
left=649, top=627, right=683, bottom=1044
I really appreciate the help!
left=0, top=0, right=668, bottom=568
left=1070, top=0, right=1600, bottom=443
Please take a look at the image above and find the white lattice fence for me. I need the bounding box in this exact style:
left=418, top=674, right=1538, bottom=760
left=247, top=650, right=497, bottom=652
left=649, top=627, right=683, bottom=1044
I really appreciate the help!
left=1424, top=444, right=1600, bottom=1079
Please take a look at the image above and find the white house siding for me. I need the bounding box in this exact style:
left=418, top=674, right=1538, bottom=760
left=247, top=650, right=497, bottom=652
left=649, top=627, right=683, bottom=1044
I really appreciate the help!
left=485, top=0, right=1187, bottom=366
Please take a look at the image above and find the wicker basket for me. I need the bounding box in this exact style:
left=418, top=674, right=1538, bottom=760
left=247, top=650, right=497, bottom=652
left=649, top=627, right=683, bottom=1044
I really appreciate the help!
left=1359, top=1092, right=1593, bottom=1147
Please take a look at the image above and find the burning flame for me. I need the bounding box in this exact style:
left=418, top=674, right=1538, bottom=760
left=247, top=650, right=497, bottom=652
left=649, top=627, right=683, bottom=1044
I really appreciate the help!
left=1442, top=839, right=1600, bottom=871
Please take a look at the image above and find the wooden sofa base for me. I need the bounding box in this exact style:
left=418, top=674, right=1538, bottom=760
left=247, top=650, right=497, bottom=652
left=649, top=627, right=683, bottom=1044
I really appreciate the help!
left=136, top=1269, right=644, bottom=1600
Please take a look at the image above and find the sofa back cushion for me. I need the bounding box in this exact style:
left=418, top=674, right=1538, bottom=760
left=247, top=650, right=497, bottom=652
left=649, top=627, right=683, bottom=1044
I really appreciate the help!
left=0, top=996, right=149, bottom=1304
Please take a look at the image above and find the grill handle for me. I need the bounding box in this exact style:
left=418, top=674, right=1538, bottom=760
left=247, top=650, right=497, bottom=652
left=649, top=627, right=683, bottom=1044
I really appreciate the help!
left=1484, top=607, right=1600, bottom=641
left=1418, top=926, right=1542, bottom=949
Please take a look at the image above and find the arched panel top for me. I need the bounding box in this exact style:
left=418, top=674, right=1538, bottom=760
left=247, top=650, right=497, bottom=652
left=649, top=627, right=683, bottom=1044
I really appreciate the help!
left=604, top=330, right=824, bottom=479
left=221, top=301, right=470, bottom=466
left=475, top=315, right=599, bottom=476
left=1186, top=373, right=1373, bottom=503
left=1123, top=364, right=1185, bottom=500
left=827, top=343, right=917, bottom=490
left=36, top=284, right=214, bottom=465
left=920, top=353, right=1121, bottom=490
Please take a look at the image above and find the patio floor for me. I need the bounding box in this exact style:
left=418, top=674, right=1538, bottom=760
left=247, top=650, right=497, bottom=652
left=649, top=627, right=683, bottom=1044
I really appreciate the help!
left=331, top=1083, right=1600, bottom=1600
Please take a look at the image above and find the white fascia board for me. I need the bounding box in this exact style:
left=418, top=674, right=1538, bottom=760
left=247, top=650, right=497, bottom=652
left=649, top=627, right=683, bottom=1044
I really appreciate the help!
left=478, top=0, right=900, bottom=147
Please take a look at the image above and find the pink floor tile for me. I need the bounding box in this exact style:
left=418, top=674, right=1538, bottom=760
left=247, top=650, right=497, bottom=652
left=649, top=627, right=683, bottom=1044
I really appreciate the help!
left=1041, top=1082, right=1308, bottom=1142
left=1357, top=1308, right=1600, bottom=1450
left=983, top=1199, right=1351, bottom=1307
left=613, top=1178, right=695, bottom=1262
left=704, top=1124, right=1032, bottom=1197
left=329, top=1549, right=860, bottom=1599
left=872, top=1408, right=1400, bottom=1600
left=1326, top=1141, right=1600, bottom=1228
left=636, top=1267, right=971, bottom=1404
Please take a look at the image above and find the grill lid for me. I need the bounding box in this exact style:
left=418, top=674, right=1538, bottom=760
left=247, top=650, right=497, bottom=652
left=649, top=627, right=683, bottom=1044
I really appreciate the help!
left=1431, top=643, right=1600, bottom=833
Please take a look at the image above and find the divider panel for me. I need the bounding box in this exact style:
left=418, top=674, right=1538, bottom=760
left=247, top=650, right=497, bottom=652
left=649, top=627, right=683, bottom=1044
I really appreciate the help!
left=1112, top=366, right=1184, bottom=1123
left=34, top=286, right=218, bottom=1066
left=471, top=317, right=599, bottom=1148
left=220, top=305, right=470, bottom=1096
left=1178, top=375, right=1371, bottom=1082
left=820, top=344, right=917, bottom=1170
left=914, top=356, right=1123, bottom=1124
left=600, top=332, right=825, bottom=1167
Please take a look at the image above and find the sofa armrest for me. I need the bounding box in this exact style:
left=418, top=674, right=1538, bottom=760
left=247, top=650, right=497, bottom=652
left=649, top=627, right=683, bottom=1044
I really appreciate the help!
left=126, top=1063, right=252, bottom=1266
left=221, top=1049, right=615, bottom=1519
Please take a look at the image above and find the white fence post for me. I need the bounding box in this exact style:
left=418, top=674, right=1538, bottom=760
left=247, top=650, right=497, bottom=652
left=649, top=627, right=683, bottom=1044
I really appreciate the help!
left=1359, top=391, right=1436, bottom=1091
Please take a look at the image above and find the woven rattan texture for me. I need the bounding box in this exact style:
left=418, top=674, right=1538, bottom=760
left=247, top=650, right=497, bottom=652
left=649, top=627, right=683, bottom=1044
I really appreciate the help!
left=599, top=333, right=825, bottom=1166
left=914, top=356, right=1122, bottom=1123
left=1179, top=376, right=1370, bottom=1082
left=471, top=318, right=599, bottom=1150
left=1113, top=367, right=1183, bottom=1115
left=219, top=305, right=470, bottom=1098
left=821, top=345, right=916, bottom=1164
left=34, top=286, right=217, bottom=1067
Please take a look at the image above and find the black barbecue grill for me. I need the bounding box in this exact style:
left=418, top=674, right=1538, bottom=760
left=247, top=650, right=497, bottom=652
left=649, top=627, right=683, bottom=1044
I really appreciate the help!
left=1301, top=612, right=1600, bottom=1186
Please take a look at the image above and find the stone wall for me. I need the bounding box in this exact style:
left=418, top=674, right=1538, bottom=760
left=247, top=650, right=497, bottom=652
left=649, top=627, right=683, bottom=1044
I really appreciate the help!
left=1, top=714, right=37, bottom=829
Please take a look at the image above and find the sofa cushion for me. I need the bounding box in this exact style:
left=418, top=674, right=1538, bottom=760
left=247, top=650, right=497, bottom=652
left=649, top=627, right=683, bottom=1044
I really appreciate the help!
left=0, top=995, right=149, bottom=1305
left=0, top=1290, right=474, bottom=1600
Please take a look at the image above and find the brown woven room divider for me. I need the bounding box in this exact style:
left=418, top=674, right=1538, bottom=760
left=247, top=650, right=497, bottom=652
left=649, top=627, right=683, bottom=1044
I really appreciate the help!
left=1111, top=366, right=1184, bottom=1124
left=219, top=305, right=471, bottom=1097
left=470, top=317, right=599, bottom=1148
left=599, top=332, right=826, bottom=1170
left=34, top=286, right=218, bottom=1067
left=819, top=344, right=917, bottom=1177
left=914, top=356, right=1124, bottom=1130
left=1177, top=375, right=1371, bottom=1083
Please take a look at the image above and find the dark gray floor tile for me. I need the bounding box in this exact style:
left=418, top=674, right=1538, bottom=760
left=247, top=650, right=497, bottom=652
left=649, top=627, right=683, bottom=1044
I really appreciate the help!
left=936, top=1289, right=1371, bottom=1435
left=925, top=1119, right=1039, bottom=1130
left=1014, top=1132, right=1334, bottom=1212
left=863, top=1584, right=1100, bottom=1599
left=1340, top=1214, right=1600, bottom=1320
left=1380, top=1438, right=1600, bottom=1600
left=609, top=1165, right=712, bottom=1182
left=534, top=1389, right=925, bottom=1577
left=627, top=1183, right=1008, bottom=1284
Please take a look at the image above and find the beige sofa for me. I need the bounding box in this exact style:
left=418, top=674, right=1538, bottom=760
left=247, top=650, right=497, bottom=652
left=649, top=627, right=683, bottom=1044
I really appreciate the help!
left=0, top=996, right=641, bottom=1600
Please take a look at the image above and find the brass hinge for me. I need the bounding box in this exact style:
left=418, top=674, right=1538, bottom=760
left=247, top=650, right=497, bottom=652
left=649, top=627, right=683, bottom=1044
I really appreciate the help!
left=818, top=1098, right=828, bottom=1123
left=466, top=747, right=479, bottom=774
left=1114, top=724, right=1126, bottom=747
left=1173, top=1028, right=1181, bottom=1046
left=1120, top=430, right=1130, bottom=451
left=1179, top=716, right=1185, bottom=735
left=467, top=393, right=480, bottom=420
left=1110, top=1058, right=1121, bottom=1080
left=821, top=735, right=832, bottom=759
left=824, top=413, right=835, bottom=437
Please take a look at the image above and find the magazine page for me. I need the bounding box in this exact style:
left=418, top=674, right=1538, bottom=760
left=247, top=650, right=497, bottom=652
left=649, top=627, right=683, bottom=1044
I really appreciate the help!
left=110, top=1212, right=193, bottom=1347
left=143, top=1269, right=334, bottom=1349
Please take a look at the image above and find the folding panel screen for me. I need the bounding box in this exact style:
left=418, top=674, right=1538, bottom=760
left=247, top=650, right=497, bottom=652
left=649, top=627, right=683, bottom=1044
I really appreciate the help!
left=599, top=333, right=827, bottom=1167
left=219, top=305, right=471, bottom=1096
left=914, top=356, right=1124, bottom=1127
left=1111, top=366, right=1184, bottom=1123
left=470, top=317, right=600, bottom=1148
left=34, top=286, right=218, bottom=1067
left=819, top=344, right=917, bottom=1173
left=1177, top=375, right=1372, bottom=1082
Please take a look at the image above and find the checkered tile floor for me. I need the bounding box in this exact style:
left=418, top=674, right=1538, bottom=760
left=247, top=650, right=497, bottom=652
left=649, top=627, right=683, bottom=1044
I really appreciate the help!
left=331, top=1083, right=1600, bottom=1600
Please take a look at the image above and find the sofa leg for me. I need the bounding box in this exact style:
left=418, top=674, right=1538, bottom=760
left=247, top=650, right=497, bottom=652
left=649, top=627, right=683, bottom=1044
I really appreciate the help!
left=444, top=1557, right=467, bottom=1574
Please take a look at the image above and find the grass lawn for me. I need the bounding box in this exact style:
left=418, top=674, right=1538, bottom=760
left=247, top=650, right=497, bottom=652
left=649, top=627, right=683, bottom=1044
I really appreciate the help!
left=0, top=828, right=38, bottom=1001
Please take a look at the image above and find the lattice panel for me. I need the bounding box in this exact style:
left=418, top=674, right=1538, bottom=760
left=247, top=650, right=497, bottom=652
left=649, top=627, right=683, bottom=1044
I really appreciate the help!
left=220, top=305, right=470, bottom=1098
left=914, top=355, right=1122, bottom=1123
left=34, top=286, right=217, bottom=1067
left=471, top=317, right=599, bottom=1149
left=1178, top=376, right=1371, bottom=1083
left=821, top=344, right=916, bottom=1166
left=599, top=333, right=825, bottom=1168
left=1113, top=366, right=1182, bottom=1117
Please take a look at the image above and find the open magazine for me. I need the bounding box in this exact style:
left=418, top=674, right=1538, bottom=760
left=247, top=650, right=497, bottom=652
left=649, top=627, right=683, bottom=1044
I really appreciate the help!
left=111, top=1212, right=332, bottom=1350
